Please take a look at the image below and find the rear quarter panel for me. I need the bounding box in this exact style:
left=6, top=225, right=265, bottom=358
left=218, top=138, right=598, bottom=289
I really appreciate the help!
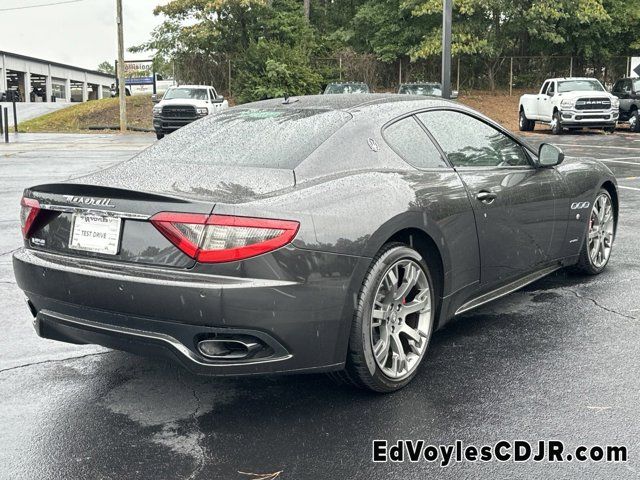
left=554, top=157, right=618, bottom=258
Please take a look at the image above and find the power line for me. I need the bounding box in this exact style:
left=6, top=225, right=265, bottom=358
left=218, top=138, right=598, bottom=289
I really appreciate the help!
left=0, top=0, right=86, bottom=12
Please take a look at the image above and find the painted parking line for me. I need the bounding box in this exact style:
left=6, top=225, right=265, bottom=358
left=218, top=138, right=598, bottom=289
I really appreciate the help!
left=554, top=144, right=640, bottom=151
left=600, top=158, right=640, bottom=165
left=619, top=186, right=640, bottom=191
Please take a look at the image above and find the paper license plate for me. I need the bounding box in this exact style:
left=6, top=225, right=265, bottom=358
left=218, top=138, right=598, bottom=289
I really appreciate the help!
left=69, top=214, right=122, bottom=255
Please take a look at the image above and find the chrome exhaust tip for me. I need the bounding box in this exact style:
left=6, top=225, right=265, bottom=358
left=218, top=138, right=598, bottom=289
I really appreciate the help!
left=197, top=338, right=261, bottom=360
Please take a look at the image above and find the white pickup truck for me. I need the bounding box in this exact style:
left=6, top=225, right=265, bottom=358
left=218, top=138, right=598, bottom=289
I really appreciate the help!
left=152, top=85, right=229, bottom=140
left=519, top=78, right=619, bottom=134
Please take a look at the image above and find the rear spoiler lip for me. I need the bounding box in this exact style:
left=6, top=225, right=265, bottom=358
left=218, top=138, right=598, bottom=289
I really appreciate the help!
left=23, top=183, right=215, bottom=220
left=26, top=183, right=193, bottom=204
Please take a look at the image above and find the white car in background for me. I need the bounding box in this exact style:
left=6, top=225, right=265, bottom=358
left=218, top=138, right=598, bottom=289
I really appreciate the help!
left=152, top=85, right=229, bottom=140
left=519, top=78, right=619, bottom=134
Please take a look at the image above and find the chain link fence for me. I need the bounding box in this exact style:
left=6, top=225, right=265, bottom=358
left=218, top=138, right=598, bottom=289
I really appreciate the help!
left=172, top=53, right=633, bottom=98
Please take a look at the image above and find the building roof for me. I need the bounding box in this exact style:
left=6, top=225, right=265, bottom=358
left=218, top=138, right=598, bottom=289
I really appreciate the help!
left=0, top=50, right=114, bottom=80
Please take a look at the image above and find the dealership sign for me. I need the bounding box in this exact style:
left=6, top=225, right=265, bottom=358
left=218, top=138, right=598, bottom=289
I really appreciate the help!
left=116, top=60, right=155, bottom=86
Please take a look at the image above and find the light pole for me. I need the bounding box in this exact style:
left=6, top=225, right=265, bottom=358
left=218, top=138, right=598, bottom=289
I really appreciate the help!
left=116, top=0, right=127, bottom=132
left=441, top=0, right=452, bottom=99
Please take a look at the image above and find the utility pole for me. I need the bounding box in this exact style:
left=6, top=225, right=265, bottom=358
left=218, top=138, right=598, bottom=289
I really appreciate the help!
left=441, top=0, right=452, bottom=99
left=116, top=0, right=127, bottom=133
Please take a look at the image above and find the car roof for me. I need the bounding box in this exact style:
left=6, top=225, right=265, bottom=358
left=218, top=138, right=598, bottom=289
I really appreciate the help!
left=400, top=82, right=441, bottom=85
left=169, top=85, right=212, bottom=89
left=547, top=77, right=600, bottom=82
left=327, top=81, right=367, bottom=85
left=243, top=93, right=454, bottom=114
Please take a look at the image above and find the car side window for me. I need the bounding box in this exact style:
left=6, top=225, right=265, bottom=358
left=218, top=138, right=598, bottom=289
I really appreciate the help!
left=547, top=82, right=555, bottom=95
left=612, top=81, right=622, bottom=93
left=383, top=116, right=448, bottom=169
left=417, top=111, right=531, bottom=168
left=540, top=81, right=549, bottom=95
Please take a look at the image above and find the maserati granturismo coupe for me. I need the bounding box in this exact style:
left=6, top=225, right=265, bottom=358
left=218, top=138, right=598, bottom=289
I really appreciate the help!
left=13, top=94, right=617, bottom=392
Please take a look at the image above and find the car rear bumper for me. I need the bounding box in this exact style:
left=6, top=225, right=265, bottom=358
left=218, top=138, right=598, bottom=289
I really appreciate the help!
left=13, top=248, right=365, bottom=375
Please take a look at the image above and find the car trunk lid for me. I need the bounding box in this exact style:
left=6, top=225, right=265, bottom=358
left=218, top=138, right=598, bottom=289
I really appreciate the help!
left=23, top=165, right=296, bottom=268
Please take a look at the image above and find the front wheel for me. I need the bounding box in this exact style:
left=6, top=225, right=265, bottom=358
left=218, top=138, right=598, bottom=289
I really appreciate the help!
left=551, top=111, right=563, bottom=135
left=574, top=189, right=615, bottom=275
left=629, top=110, right=640, bottom=133
left=603, top=124, right=616, bottom=134
left=332, top=244, right=436, bottom=392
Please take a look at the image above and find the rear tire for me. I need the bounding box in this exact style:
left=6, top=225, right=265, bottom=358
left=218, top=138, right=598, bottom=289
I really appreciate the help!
left=574, top=189, right=615, bottom=275
left=629, top=110, right=640, bottom=133
left=519, top=109, right=535, bottom=131
left=331, top=243, right=436, bottom=393
left=551, top=111, right=563, bottom=135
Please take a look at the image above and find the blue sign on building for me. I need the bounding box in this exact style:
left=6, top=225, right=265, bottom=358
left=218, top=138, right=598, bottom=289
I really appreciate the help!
left=126, top=76, right=154, bottom=85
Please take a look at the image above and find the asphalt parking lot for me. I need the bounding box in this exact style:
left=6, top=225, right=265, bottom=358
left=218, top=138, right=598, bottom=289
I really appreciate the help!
left=1, top=131, right=639, bottom=479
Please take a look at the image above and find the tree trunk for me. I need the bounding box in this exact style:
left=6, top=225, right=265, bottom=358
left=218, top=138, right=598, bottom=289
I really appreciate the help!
left=304, top=0, right=311, bottom=19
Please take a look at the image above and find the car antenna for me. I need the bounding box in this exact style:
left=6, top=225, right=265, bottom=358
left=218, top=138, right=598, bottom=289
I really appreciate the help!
left=282, top=94, right=299, bottom=105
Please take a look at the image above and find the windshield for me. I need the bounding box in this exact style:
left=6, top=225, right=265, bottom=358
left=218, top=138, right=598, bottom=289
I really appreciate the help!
left=557, top=80, right=604, bottom=93
left=164, top=88, right=209, bottom=100
left=398, top=84, right=442, bottom=96
left=139, top=108, right=352, bottom=169
left=324, top=83, right=369, bottom=94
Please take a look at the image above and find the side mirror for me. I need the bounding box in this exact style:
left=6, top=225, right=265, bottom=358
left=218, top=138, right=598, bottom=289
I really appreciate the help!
left=151, top=94, right=160, bottom=104
left=538, top=143, right=564, bottom=167
left=212, top=96, right=224, bottom=103
left=450, top=90, right=459, bottom=99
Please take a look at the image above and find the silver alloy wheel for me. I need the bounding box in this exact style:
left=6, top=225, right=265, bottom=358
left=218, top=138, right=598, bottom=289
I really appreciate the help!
left=370, top=259, right=431, bottom=380
left=550, top=116, right=558, bottom=130
left=519, top=112, right=524, bottom=128
left=588, top=193, right=615, bottom=269
left=630, top=114, right=637, bottom=130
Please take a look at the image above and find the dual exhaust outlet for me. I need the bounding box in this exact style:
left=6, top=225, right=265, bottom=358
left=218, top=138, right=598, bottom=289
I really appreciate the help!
left=197, top=337, right=262, bottom=360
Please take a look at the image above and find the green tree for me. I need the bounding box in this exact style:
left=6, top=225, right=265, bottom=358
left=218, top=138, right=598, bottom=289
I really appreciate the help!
left=133, top=0, right=320, bottom=100
left=406, top=0, right=618, bottom=89
left=97, top=61, right=115, bottom=74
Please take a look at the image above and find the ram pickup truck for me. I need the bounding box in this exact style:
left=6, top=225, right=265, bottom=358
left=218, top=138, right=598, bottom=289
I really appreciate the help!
left=611, top=77, right=640, bottom=132
left=152, top=85, right=229, bottom=140
left=519, top=78, right=619, bottom=134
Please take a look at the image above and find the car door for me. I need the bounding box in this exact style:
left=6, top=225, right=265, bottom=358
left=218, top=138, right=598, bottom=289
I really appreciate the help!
left=619, top=80, right=634, bottom=114
left=417, top=109, right=564, bottom=289
left=533, top=81, right=549, bottom=119
left=539, top=81, right=555, bottom=121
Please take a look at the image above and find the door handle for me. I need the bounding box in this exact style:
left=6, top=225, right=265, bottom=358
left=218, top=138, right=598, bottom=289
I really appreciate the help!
left=476, top=190, right=497, bottom=203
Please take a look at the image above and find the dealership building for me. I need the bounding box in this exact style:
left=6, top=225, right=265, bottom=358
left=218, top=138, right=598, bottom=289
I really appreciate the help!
left=0, top=51, right=114, bottom=103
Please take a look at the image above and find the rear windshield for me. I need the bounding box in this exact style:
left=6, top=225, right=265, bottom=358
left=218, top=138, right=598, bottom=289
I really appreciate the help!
left=325, top=83, right=369, bottom=94
left=142, top=108, right=352, bottom=168
left=557, top=79, right=604, bottom=93
left=399, top=84, right=442, bottom=96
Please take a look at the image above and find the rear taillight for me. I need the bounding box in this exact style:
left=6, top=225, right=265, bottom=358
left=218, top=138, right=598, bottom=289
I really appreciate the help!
left=150, top=213, right=299, bottom=263
left=20, top=197, right=41, bottom=238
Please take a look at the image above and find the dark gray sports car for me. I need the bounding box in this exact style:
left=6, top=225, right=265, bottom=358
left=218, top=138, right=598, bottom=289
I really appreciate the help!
left=13, top=94, right=618, bottom=392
